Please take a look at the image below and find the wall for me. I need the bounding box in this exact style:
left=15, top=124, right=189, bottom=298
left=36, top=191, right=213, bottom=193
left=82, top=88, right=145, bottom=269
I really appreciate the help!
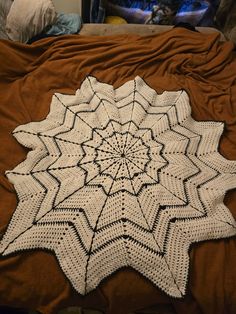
left=53, top=0, right=82, bottom=14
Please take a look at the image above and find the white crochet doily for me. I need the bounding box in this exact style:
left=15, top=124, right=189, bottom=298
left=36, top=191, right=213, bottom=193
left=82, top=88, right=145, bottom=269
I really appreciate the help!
left=1, top=76, right=236, bottom=297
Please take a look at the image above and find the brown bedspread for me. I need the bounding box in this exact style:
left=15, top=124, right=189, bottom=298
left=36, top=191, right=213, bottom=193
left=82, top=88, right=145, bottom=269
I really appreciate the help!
left=0, top=28, right=236, bottom=314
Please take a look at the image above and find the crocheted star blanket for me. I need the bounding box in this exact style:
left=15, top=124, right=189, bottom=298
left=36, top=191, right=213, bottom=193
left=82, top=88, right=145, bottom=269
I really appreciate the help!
left=1, top=76, right=236, bottom=298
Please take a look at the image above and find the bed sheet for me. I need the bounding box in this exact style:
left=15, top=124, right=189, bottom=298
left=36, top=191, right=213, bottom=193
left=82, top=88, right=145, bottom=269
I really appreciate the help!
left=0, top=27, right=236, bottom=314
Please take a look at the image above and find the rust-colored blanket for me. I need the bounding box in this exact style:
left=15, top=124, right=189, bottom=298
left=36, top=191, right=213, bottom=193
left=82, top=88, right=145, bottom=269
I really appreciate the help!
left=0, top=28, right=236, bottom=314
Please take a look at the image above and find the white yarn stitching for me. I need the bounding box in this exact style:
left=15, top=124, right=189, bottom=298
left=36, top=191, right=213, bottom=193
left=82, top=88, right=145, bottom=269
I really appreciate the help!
left=1, top=76, right=236, bottom=297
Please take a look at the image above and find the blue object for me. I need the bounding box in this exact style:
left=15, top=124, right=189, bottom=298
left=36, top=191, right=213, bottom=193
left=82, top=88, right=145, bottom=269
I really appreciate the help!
left=111, top=0, right=157, bottom=11
left=90, top=0, right=106, bottom=23
left=178, top=0, right=209, bottom=14
left=46, top=13, right=82, bottom=36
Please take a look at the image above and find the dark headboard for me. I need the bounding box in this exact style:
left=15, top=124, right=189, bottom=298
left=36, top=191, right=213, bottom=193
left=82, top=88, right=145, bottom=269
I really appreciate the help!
left=82, top=0, right=91, bottom=23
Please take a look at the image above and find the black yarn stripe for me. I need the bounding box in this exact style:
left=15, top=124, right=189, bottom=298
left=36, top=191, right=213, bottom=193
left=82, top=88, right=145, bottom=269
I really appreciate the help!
left=125, top=159, right=184, bottom=296
left=126, top=156, right=188, bottom=205
left=37, top=221, right=88, bottom=253
left=2, top=152, right=123, bottom=254
left=90, top=235, right=164, bottom=256
left=50, top=207, right=94, bottom=230
left=55, top=94, right=120, bottom=154
left=84, top=158, right=124, bottom=294
left=125, top=97, right=183, bottom=154
left=87, top=76, right=123, bottom=153
left=123, top=80, right=137, bottom=154
left=117, top=88, right=178, bottom=109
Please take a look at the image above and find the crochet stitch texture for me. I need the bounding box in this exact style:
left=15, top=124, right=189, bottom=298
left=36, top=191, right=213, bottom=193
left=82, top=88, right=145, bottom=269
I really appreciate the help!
left=1, top=76, right=236, bottom=297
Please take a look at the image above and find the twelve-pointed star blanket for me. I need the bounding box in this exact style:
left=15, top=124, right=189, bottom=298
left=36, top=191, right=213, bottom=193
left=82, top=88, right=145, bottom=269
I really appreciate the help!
left=1, top=76, right=236, bottom=298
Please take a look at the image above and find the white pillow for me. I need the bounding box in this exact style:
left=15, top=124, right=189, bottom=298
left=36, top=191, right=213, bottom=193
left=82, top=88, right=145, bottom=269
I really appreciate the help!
left=6, top=0, right=57, bottom=43
left=0, top=0, right=13, bottom=39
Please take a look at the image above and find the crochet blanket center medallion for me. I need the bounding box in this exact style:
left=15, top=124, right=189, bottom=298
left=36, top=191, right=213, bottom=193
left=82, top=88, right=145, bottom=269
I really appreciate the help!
left=1, top=76, right=236, bottom=297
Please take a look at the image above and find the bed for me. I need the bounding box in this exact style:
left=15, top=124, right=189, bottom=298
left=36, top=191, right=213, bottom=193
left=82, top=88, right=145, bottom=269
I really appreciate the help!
left=1, top=5, right=236, bottom=314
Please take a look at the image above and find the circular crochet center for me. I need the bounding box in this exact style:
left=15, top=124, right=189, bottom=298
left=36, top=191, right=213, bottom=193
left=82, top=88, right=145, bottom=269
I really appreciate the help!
left=84, top=128, right=163, bottom=193
left=1, top=76, right=236, bottom=298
